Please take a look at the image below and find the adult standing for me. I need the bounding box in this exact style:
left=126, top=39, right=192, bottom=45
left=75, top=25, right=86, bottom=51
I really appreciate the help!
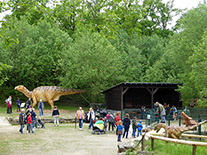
left=52, top=106, right=60, bottom=126
left=38, top=99, right=44, bottom=116
left=115, top=112, right=121, bottom=135
left=26, top=98, right=32, bottom=109
left=183, top=106, right=191, bottom=116
left=171, top=105, right=177, bottom=121
left=107, top=112, right=115, bottom=132
left=19, top=109, right=25, bottom=134
left=140, top=106, right=146, bottom=119
left=6, top=96, right=12, bottom=114
left=165, top=104, right=171, bottom=116
left=132, top=117, right=137, bottom=138
left=155, top=102, right=166, bottom=123
left=31, top=108, right=37, bottom=131
left=122, top=113, right=131, bottom=139
left=87, top=108, right=95, bottom=129
left=16, top=98, right=21, bottom=112
left=27, top=112, right=34, bottom=133
left=76, top=107, right=84, bottom=130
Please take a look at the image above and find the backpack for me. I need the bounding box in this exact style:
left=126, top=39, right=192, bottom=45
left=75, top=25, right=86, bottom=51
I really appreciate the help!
left=108, top=115, right=115, bottom=123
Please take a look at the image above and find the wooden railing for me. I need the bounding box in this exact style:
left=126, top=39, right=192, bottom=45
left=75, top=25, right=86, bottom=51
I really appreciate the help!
left=142, top=133, right=207, bottom=155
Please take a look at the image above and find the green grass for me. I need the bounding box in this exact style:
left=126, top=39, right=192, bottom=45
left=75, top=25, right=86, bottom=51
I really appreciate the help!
left=145, top=139, right=207, bottom=155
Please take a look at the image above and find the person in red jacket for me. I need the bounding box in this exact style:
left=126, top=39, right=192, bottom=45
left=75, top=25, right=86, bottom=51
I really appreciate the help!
left=27, top=113, right=34, bottom=133
left=115, top=112, right=121, bottom=135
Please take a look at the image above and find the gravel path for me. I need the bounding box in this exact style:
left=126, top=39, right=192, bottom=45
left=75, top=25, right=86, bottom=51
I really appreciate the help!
left=0, top=111, right=141, bottom=155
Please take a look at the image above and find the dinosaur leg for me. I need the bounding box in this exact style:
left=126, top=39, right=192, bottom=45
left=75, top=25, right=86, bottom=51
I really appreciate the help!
left=48, top=100, right=54, bottom=110
left=31, top=97, right=37, bottom=108
left=171, top=134, right=177, bottom=139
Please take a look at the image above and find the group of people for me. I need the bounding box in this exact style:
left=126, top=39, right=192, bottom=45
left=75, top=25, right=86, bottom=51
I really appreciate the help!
left=75, top=107, right=144, bottom=142
left=18, top=108, right=37, bottom=134
left=153, top=102, right=191, bottom=123
left=6, top=96, right=45, bottom=117
left=18, top=105, right=59, bottom=134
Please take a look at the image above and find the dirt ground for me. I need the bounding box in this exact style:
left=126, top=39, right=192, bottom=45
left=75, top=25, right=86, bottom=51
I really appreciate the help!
left=0, top=110, right=139, bottom=155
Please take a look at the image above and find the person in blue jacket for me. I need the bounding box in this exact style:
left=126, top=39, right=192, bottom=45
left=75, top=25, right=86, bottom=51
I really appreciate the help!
left=137, top=120, right=143, bottom=137
left=117, top=120, right=123, bottom=142
left=122, top=113, right=131, bottom=138
left=31, top=108, right=37, bottom=132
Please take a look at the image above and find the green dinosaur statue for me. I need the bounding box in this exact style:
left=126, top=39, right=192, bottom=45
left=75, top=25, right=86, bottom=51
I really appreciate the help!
left=154, top=120, right=207, bottom=139
left=14, top=85, right=87, bottom=109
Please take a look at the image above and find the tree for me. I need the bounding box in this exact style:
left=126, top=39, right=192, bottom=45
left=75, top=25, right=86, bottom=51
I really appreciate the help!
left=6, top=0, right=50, bottom=25
left=187, top=31, right=207, bottom=106
left=140, top=0, right=181, bottom=38
left=0, top=63, right=12, bottom=86
left=144, top=3, right=207, bottom=105
left=0, top=18, right=71, bottom=89
left=59, top=29, right=124, bottom=102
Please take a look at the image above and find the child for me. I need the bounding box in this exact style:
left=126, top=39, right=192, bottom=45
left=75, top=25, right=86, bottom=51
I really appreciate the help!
left=102, top=117, right=108, bottom=130
left=52, top=106, right=60, bottom=126
left=27, top=113, right=34, bottom=133
left=132, top=117, right=137, bottom=138
left=93, top=117, right=99, bottom=124
left=137, top=121, right=143, bottom=137
left=38, top=118, right=45, bottom=128
left=117, top=120, right=123, bottom=142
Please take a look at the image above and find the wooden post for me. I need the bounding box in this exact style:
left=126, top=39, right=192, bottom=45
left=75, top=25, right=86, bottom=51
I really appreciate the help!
left=151, top=138, right=154, bottom=150
left=192, top=145, right=197, bottom=155
left=142, top=134, right=145, bottom=151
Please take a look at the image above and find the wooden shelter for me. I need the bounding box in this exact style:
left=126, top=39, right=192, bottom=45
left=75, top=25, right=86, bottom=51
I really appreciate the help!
left=102, top=82, right=182, bottom=110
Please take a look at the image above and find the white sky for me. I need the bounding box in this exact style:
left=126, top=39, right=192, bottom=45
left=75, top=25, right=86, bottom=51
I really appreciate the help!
left=162, top=0, right=202, bottom=28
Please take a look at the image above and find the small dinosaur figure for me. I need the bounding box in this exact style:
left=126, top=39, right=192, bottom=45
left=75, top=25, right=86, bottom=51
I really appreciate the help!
left=154, top=120, right=207, bottom=139
left=181, top=112, right=197, bottom=127
left=15, top=85, right=87, bottom=109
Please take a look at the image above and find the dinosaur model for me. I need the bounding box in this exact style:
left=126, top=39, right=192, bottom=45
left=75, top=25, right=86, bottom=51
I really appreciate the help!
left=154, top=120, right=207, bottom=139
left=14, top=85, right=87, bottom=109
left=181, top=111, right=197, bottom=127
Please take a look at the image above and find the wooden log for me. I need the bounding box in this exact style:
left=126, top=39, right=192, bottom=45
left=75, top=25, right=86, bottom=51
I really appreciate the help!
left=146, top=133, right=207, bottom=147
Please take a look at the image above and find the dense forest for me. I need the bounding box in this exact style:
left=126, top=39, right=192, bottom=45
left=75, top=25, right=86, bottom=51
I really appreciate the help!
left=0, top=0, right=207, bottom=107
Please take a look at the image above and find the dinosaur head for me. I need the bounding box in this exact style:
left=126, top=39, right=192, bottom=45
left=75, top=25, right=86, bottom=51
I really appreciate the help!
left=14, top=85, right=31, bottom=98
left=154, top=123, right=164, bottom=133
left=15, top=85, right=25, bottom=91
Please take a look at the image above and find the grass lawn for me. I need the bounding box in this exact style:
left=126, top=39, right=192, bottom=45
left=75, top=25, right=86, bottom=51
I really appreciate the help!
left=145, top=139, right=207, bottom=155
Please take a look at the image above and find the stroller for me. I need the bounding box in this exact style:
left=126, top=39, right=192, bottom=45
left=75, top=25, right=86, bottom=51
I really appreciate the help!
left=92, top=120, right=107, bottom=134
left=35, top=118, right=45, bottom=129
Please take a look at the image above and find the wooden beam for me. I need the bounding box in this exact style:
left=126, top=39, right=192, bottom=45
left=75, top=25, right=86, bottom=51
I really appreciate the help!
left=150, top=133, right=207, bottom=139
left=123, top=87, right=129, bottom=95
left=146, top=88, right=159, bottom=108
left=146, top=133, right=207, bottom=147
left=121, top=87, right=123, bottom=110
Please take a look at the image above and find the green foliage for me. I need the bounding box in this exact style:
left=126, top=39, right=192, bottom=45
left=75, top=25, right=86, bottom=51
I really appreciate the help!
left=0, top=63, right=12, bottom=86
left=6, top=0, right=50, bottom=25
left=187, top=31, right=207, bottom=102
left=0, top=18, right=71, bottom=90
left=140, top=0, right=180, bottom=38
left=59, top=29, right=124, bottom=102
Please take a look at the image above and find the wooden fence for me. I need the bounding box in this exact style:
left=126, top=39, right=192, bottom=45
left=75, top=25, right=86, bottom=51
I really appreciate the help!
left=142, top=133, right=207, bottom=155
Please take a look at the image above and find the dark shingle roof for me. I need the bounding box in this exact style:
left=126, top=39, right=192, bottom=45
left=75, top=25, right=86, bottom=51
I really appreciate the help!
left=102, top=82, right=182, bottom=93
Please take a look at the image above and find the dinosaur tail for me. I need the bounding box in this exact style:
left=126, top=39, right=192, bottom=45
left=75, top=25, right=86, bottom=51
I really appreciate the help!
left=54, top=87, right=88, bottom=95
